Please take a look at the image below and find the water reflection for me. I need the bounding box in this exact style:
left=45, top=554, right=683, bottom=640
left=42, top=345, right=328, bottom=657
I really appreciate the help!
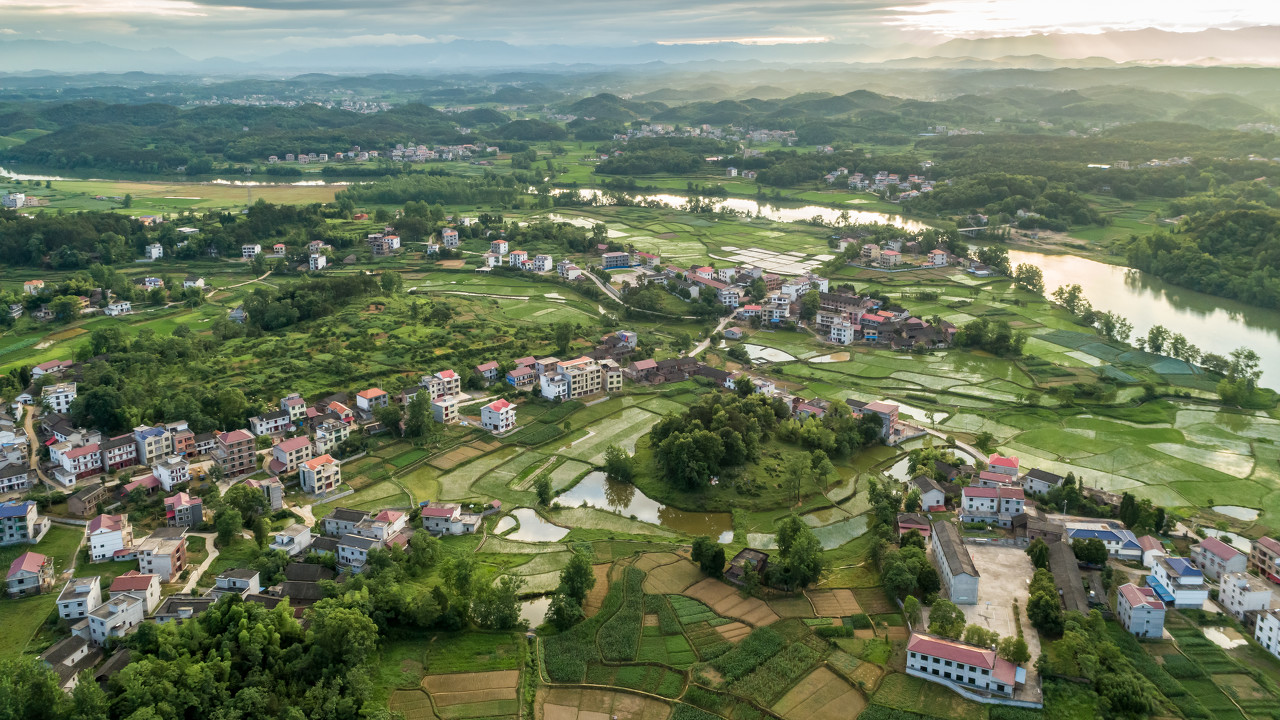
left=557, top=472, right=734, bottom=543
left=507, top=508, right=570, bottom=542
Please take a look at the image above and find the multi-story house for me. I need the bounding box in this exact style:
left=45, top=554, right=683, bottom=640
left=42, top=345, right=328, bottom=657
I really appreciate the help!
left=1220, top=572, right=1272, bottom=620
left=242, top=244, right=261, bottom=258
left=1250, top=536, right=1280, bottom=583
left=475, top=361, right=500, bottom=384
left=322, top=507, right=369, bottom=537
left=905, top=633, right=1021, bottom=697
left=299, top=454, right=341, bottom=494
left=57, top=577, right=102, bottom=621
left=169, top=427, right=195, bottom=456
left=0, top=500, right=49, bottom=546
left=87, top=514, right=133, bottom=562
left=337, top=535, right=379, bottom=571
left=911, top=476, right=948, bottom=512
left=270, top=523, right=312, bottom=556
left=6, top=551, right=53, bottom=597
left=1254, top=609, right=1280, bottom=661
left=533, top=255, right=553, bottom=272
left=52, top=442, right=102, bottom=485
left=137, top=529, right=186, bottom=582
left=133, top=425, right=170, bottom=465
left=309, top=253, right=327, bottom=270
left=67, top=482, right=109, bottom=517
left=1116, top=583, right=1166, bottom=638
left=108, top=571, right=161, bottom=613
left=440, top=228, right=460, bottom=248
left=42, top=383, right=77, bottom=414
left=313, top=419, right=350, bottom=455
left=601, top=251, right=631, bottom=269
left=1021, top=468, right=1065, bottom=496
left=353, top=509, right=408, bottom=544
left=986, top=453, right=1019, bottom=477
left=506, top=366, right=537, bottom=388
left=421, top=504, right=484, bottom=535
left=281, top=394, right=308, bottom=422
left=1150, top=556, right=1209, bottom=608
left=88, top=592, right=145, bottom=645
left=931, top=521, right=979, bottom=604
left=355, top=388, right=389, bottom=413
left=164, top=492, right=204, bottom=528
left=152, top=456, right=190, bottom=492
left=1191, top=537, right=1247, bottom=581
left=600, top=359, right=623, bottom=393
left=213, top=429, right=256, bottom=477
left=490, top=239, right=508, bottom=255
left=481, top=399, right=516, bottom=434
left=542, top=357, right=603, bottom=401
left=0, top=463, right=31, bottom=495
left=249, top=409, right=291, bottom=436
left=431, top=396, right=459, bottom=425
left=244, top=477, right=284, bottom=511
left=959, top=487, right=1025, bottom=528
left=210, top=569, right=261, bottom=599
left=424, top=370, right=462, bottom=399
left=270, top=436, right=313, bottom=475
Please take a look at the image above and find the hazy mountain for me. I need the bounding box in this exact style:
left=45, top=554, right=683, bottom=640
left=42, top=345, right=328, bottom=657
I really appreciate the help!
left=0, top=39, right=216, bottom=73
left=930, top=27, right=1280, bottom=65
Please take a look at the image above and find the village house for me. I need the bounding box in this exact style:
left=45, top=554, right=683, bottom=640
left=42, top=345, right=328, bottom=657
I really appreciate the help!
left=210, top=569, right=261, bottom=600
left=88, top=592, right=145, bottom=646
left=1191, top=537, right=1247, bottom=580
left=601, top=251, right=632, bottom=269
left=424, top=369, right=462, bottom=399
left=1116, top=584, right=1166, bottom=638
left=152, top=456, right=190, bottom=492
left=182, top=277, right=205, bottom=289
left=87, top=514, right=133, bottom=562
left=213, top=429, right=256, bottom=477
left=1219, top=572, right=1272, bottom=620
left=164, top=492, right=204, bottom=528
left=136, top=528, right=187, bottom=582
left=441, top=228, right=460, bottom=248
left=506, top=365, right=537, bottom=388
left=299, top=454, right=341, bottom=494
left=337, top=535, right=379, bottom=571
left=1149, top=556, right=1209, bottom=609
left=960, top=487, right=1025, bottom=528
left=1138, top=536, right=1167, bottom=569
left=322, top=507, right=368, bottom=537
left=105, top=301, right=132, bottom=317
left=1250, top=536, right=1280, bottom=583
left=1254, top=609, right=1280, bottom=661
left=67, top=482, right=109, bottom=517
left=932, top=520, right=978, bottom=604
left=1065, top=525, right=1142, bottom=561
left=355, top=388, right=389, bottom=413
left=1, top=500, right=50, bottom=546
left=98, top=438, right=137, bottom=474
left=109, top=571, right=162, bottom=613
left=475, top=361, right=500, bottom=385
left=906, top=633, right=1023, bottom=697
left=270, top=436, right=313, bottom=475
left=7, top=551, right=53, bottom=597
left=541, top=356, right=604, bottom=401
left=725, top=549, right=768, bottom=586
left=1021, top=468, right=1065, bottom=496
left=57, top=576, right=102, bottom=621
left=481, top=399, right=516, bottom=434
left=896, top=513, right=932, bottom=538
left=270, top=523, right=313, bottom=556
left=911, top=475, right=948, bottom=512
left=242, top=244, right=262, bottom=258
left=313, top=419, right=350, bottom=456
left=432, top=396, right=459, bottom=425
left=42, top=382, right=77, bottom=414
left=420, top=503, right=483, bottom=535
left=244, top=477, right=284, bottom=511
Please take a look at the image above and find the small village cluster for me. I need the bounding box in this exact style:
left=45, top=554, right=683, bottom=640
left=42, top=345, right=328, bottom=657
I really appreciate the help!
left=264, top=142, right=499, bottom=165
left=890, top=452, right=1280, bottom=702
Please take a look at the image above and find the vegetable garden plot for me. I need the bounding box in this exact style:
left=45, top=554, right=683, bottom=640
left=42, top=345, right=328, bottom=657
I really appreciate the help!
left=770, top=667, right=866, bottom=720
left=683, top=578, right=780, bottom=627
left=805, top=589, right=861, bottom=617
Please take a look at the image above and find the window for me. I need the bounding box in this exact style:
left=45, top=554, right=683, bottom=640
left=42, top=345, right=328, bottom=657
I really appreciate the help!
left=944, top=660, right=952, bottom=668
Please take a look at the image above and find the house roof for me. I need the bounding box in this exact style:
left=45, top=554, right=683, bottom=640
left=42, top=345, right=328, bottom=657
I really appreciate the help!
left=476, top=361, right=499, bottom=372
left=374, top=509, right=405, bottom=524
left=65, top=443, right=100, bottom=460
left=421, top=505, right=459, bottom=518
left=907, top=633, right=1016, bottom=684
left=356, top=388, right=386, bottom=399
left=0, top=500, right=35, bottom=518
left=218, top=568, right=259, bottom=581
left=275, top=436, right=311, bottom=453
left=978, top=470, right=1018, bottom=485
left=284, top=563, right=335, bottom=582
left=631, top=359, right=658, bottom=371
left=1119, top=583, right=1165, bottom=610
left=1024, top=468, right=1064, bottom=485
left=1067, top=527, right=1139, bottom=548
left=897, top=513, right=930, bottom=528
left=485, top=399, right=514, bottom=412
left=1162, top=556, right=1202, bottom=578
left=1197, top=536, right=1243, bottom=562
left=911, top=475, right=944, bottom=497
left=963, top=486, right=1024, bottom=500
left=278, top=581, right=328, bottom=602
left=865, top=401, right=897, bottom=414
left=88, top=514, right=126, bottom=533
left=304, top=454, right=336, bottom=470
left=220, top=429, right=254, bottom=444
left=165, top=492, right=199, bottom=508
left=436, top=369, right=457, bottom=379
left=931, top=521, right=977, bottom=577
left=339, top=534, right=379, bottom=550
left=8, top=551, right=47, bottom=578
left=326, top=507, right=367, bottom=523
left=109, top=571, right=158, bottom=592
left=988, top=453, right=1019, bottom=468
left=1137, top=535, right=1164, bottom=553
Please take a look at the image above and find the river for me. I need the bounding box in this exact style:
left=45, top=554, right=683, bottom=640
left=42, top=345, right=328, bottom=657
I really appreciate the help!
left=573, top=189, right=1280, bottom=383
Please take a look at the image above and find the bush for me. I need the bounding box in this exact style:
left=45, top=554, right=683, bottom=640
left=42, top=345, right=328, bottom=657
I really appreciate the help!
left=671, top=704, right=722, bottom=720
left=856, top=706, right=947, bottom=720
left=847, top=613, right=873, bottom=629
left=815, top=625, right=855, bottom=638
left=730, top=639, right=824, bottom=705
left=543, top=574, right=626, bottom=681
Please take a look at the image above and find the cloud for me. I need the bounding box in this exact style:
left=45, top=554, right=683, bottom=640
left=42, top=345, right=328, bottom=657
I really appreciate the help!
left=0, top=28, right=17, bottom=34
left=886, top=0, right=1280, bottom=36
left=280, top=32, right=434, bottom=47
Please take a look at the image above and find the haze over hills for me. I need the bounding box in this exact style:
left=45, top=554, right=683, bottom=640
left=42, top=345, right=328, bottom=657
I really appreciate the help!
left=7, top=25, right=1280, bottom=75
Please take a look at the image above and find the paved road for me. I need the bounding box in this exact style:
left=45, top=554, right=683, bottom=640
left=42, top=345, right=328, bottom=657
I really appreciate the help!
left=688, top=315, right=733, bottom=357
left=181, top=532, right=220, bottom=594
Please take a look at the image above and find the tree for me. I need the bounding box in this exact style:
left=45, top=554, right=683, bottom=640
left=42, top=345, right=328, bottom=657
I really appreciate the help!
left=379, top=271, right=402, bottom=294
left=928, top=599, right=966, bottom=638
left=998, top=636, right=1031, bottom=664
left=900, top=529, right=925, bottom=550
left=70, top=386, right=128, bottom=433
left=214, top=506, right=243, bottom=545
left=223, top=483, right=268, bottom=524
left=373, top=403, right=402, bottom=432
left=429, top=303, right=454, bottom=324
left=1072, top=537, right=1108, bottom=566
left=769, top=516, right=822, bottom=590
left=557, top=551, right=596, bottom=605
left=473, top=574, right=525, bottom=629
left=308, top=601, right=379, bottom=667
left=405, top=393, right=429, bottom=439
left=1012, top=264, right=1044, bottom=294
left=603, top=445, right=634, bottom=482
left=903, top=595, right=921, bottom=626
left=534, top=476, right=553, bottom=506
left=253, top=516, right=269, bottom=549
left=973, top=431, right=996, bottom=453
left=546, top=591, right=585, bottom=630
left=799, top=290, right=820, bottom=321
left=963, top=624, right=1000, bottom=648
left=1026, top=538, right=1050, bottom=570
left=903, top=488, right=922, bottom=513
left=691, top=536, right=726, bottom=577
left=555, top=322, right=573, bottom=354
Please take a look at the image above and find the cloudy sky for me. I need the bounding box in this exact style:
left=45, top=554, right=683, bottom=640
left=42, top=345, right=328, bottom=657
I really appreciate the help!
left=1, top=0, right=1277, bottom=57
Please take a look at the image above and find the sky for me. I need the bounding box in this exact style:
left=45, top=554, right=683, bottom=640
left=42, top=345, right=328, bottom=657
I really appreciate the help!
left=1, top=0, right=1278, bottom=58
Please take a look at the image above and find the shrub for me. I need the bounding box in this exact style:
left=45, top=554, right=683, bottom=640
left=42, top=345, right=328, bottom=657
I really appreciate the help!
left=815, top=625, right=855, bottom=638
left=847, top=613, right=873, bottom=629
left=711, top=626, right=784, bottom=682
left=671, top=704, right=722, bottom=720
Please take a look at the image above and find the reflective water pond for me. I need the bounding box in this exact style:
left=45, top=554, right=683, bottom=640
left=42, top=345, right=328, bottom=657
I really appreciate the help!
left=557, top=471, right=734, bottom=543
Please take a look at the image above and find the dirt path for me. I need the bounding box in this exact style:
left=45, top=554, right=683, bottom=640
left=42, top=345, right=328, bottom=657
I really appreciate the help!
left=21, top=404, right=56, bottom=490
left=181, top=532, right=220, bottom=594
left=688, top=315, right=733, bottom=357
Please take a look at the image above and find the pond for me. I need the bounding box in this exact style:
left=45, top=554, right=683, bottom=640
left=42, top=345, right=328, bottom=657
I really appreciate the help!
left=557, top=472, right=733, bottom=543
left=742, top=344, right=796, bottom=362
left=506, top=508, right=570, bottom=542
left=558, top=189, right=930, bottom=232
left=1008, top=248, right=1280, bottom=383
left=1212, top=506, right=1260, bottom=522
left=519, top=595, right=552, bottom=629
left=493, top=515, right=517, bottom=534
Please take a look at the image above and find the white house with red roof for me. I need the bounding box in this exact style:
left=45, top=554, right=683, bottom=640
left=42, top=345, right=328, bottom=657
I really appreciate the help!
left=960, top=486, right=1025, bottom=527
left=481, top=399, right=516, bottom=434
left=7, top=551, right=53, bottom=597
left=109, top=570, right=161, bottom=613
left=475, top=361, right=500, bottom=384
left=299, top=454, right=341, bottom=494
left=692, top=266, right=714, bottom=279
left=423, top=369, right=462, bottom=399
left=270, top=436, right=313, bottom=475
left=1137, top=535, right=1167, bottom=569
left=420, top=503, right=483, bottom=535
left=986, top=454, right=1019, bottom=477
left=906, top=633, right=1024, bottom=698
left=975, top=470, right=1020, bottom=489
left=31, top=359, right=73, bottom=378
left=1191, top=536, right=1247, bottom=580
left=355, top=388, right=389, bottom=413
left=1116, top=583, right=1166, bottom=638
left=54, top=442, right=102, bottom=485
left=87, top=514, right=134, bottom=562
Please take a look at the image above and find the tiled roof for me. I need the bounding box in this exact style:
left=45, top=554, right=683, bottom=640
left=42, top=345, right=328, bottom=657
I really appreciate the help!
left=304, top=454, right=336, bottom=470
left=1257, top=536, right=1280, bottom=556
left=1197, top=536, right=1243, bottom=562
left=8, top=551, right=46, bottom=578
left=356, top=388, right=386, bottom=399
left=88, top=514, right=126, bottom=533
left=1119, top=583, right=1165, bottom=610
left=963, top=486, right=1024, bottom=500
left=988, top=453, right=1019, bottom=468
left=109, top=571, right=157, bottom=592
left=485, top=399, right=514, bottom=412
left=932, top=521, right=977, bottom=577
left=1137, top=535, right=1164, bottom=553
left=907, top=633, right=1016, bottom=684
left=220, top=429, right=254, bottom=443
left=275, top=436, right=311, bottom=453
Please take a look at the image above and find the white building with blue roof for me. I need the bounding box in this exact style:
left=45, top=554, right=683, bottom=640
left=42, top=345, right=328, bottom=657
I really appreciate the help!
left=1149, top=556, right=1209, bottom=609
left=1065, top=525, right=1142, bottom=561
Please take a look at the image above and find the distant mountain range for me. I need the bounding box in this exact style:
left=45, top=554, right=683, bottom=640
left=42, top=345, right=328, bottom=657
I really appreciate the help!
left=5, top=26, right=1280, bottom=75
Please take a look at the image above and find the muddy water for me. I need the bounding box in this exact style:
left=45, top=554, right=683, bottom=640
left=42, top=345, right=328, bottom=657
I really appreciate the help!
left=557, top=471, right=734, bottom=543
